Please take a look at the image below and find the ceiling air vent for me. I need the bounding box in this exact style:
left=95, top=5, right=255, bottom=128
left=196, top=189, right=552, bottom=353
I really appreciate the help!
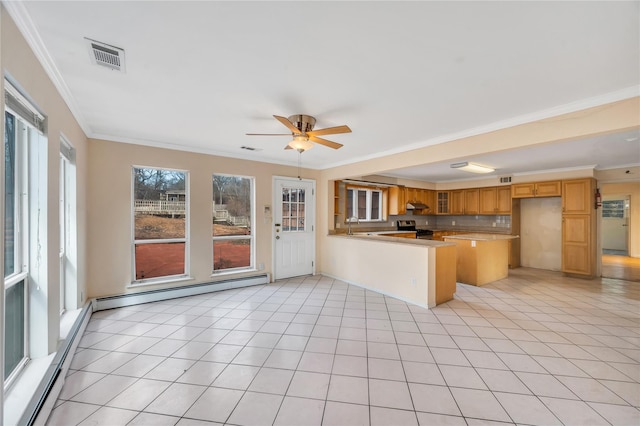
left=499, top=176, right=512, bottom=183
left=85, top=38, right=125, bottom=72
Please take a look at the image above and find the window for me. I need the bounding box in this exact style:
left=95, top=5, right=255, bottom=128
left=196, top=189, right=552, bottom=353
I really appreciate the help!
left=133, top=167, right=188, bottom=282
left=3, top=81, right=47, bottom=389
left=213, top=174, right=254, bottom=273
left=347, top=187, right=383, bottom=221
left=4, top=110, right=29, bottom=386
left=602, top=200, right=626, bottom=218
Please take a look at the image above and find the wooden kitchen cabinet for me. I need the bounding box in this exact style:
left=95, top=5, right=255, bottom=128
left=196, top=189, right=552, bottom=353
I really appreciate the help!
left=423, top=190, right=436, bottom=212
left=450, top=189, right=479, bottom=215
left=388, top=186, right=406, bottom=215
left=405, top=187, right=418, bottom=203
left=512, top=180, right=561, bottom=198
left=449, top=190, right=463, bottom=215
left=464, top=189, right=479, bottom=215
left=496, top=186, right=512, bottom=213
left=479, top=186, right=511, bottom=214
left=333, top=181, right=342, bottom=216
left=562, top=178, right=593, bottom=214
left=562, top=214, right=592, bottom=275
left=561, top=178, right=596, bottom=277
left=437, top=191, right=449, bottom=214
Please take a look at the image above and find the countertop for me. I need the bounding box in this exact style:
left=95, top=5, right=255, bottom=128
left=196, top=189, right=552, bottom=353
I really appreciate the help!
left=353, top=230, right=415, bottom=236
left=443, top=233, right=519, bottom=241
left=329, top=233, right=455, bottom=247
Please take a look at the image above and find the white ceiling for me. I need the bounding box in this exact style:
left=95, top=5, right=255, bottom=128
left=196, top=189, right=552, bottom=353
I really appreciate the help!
left=7, top=1, right=640, bottom=181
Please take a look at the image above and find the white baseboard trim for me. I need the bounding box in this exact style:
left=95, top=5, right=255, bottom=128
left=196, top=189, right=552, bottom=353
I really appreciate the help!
left=93, top=273, right=270, bottom=311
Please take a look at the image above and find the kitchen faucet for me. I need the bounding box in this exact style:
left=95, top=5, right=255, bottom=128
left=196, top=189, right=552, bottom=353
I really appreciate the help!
left=347, top=216, right=359, bottom=235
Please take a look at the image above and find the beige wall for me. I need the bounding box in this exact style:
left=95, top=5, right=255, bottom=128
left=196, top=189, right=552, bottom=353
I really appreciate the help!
left=2, top=6, right=89, bottom=354
left=86, top=138, right=317, bottom=298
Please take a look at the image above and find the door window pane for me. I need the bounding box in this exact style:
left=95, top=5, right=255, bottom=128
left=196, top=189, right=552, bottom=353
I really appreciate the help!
left=281, top=186, right=305, bottom=232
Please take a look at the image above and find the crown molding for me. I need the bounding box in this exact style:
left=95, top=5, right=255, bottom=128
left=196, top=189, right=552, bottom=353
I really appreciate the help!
left=3, top=0, right=91, bottom=136
left=322, top=87, right=640, bottom=170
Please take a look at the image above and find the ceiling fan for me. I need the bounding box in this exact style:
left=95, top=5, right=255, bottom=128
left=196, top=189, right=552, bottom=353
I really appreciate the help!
left=247, top=114, right=351, bottom=152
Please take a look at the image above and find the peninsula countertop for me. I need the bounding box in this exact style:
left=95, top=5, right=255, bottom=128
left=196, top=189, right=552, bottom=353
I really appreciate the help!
left=442, top=233, right=519, bottom=241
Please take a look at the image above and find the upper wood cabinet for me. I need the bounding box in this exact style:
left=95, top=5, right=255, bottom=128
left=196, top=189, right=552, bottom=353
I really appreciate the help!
left=479, top=186, right=512, bottom=214
left=437, top=191, right=450, bottom=214
left=562, top=178, right=593, bottom=214
left=512, top=180, right=561, bottom=198
left=449, top=188, right=479, bottom=215
left=464, top=189, right=479, bottom=215
left=423, top=190, right=436, bottom=213
left=449, top=190, right=463, bottom=215
left=388, top=186, right=406, bottom=215
left=333, top=181, right=342, bottom=216
left=405, top=187, right=418, bottom=203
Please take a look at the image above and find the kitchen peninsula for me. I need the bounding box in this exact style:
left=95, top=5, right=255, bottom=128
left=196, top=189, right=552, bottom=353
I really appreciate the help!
left=443, top=234, right=519, bottom=286
left=323, top=234, right=457, bottom=307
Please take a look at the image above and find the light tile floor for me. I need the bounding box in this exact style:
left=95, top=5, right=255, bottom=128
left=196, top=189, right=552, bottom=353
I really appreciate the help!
left=47, top=268, right=640, bottom=425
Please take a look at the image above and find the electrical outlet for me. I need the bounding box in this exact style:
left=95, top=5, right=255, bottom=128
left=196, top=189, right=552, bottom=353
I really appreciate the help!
left=492, top=222, right=496, bottom=227
left=259, top=263, right=264, bottom=270
left=425, top=220, right=429, bottom=225
left=410, top=277, right=416, bottom=287
left=471, top=240, right=476, bottom=247
left=452, top=220, right=456, bottom=226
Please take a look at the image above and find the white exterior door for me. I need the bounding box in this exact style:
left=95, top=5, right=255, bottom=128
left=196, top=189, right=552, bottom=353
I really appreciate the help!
left=273, top=177, right=315, bottom=279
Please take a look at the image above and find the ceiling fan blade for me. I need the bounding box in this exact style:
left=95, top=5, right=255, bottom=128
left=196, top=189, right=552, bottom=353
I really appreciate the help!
left=274, top=115, right=302, bottom=134
left=246, top=133, right=291, bottom=136
left=309, top=135, right=343, bottom=150
left=307, top=125, right=352, bottom=137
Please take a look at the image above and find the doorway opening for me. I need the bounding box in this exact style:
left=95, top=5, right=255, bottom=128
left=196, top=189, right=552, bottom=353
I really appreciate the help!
left=601, top=194, right=639, bottom=281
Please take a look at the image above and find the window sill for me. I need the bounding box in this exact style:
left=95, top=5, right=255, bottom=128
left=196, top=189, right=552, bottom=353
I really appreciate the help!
left=3, top=353, right=55, bottom=426
left=211, top=268, right=258, bottom=278
left=127, top=275, right=194, bottom=289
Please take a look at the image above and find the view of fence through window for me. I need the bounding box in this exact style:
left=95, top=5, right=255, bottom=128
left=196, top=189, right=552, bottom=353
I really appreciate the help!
left=213, top=174, right=253, bottom=272
left=133, top=167, right=187, bottom=280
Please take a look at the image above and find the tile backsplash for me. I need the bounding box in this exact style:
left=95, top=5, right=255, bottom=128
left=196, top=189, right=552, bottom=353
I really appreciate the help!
left=392, top=214, right=511, bottom=230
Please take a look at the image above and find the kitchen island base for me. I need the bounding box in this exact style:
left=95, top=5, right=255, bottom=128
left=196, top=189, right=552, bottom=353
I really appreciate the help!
left=444, top=234, right=516, bottom=286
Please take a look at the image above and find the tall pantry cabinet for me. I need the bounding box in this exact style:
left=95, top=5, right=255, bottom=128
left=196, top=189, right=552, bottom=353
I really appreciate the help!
left=562, top=178, right=597, bottom=277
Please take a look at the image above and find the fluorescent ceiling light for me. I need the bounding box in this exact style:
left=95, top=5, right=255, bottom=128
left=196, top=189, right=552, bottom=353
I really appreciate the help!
left=450, top=161, right=495, bottom=174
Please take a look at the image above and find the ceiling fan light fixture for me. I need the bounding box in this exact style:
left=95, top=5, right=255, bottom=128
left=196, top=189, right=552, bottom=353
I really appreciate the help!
left=288, top=135, right=314, bottom=152
left=450, top=161, right=495, bottom=174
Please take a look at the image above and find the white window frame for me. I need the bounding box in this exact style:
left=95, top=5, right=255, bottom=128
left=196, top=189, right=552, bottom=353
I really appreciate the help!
left=3, top=109, right=30, bottom=390
left=212, top=173, right=255, bottom=275
left=131, top=166, right=190, bottom=285
left=347, top=187, right=384, bottom=222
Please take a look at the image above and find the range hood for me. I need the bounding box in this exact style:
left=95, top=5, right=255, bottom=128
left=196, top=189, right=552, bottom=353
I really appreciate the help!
left=406, top=202, right=429, bottom=210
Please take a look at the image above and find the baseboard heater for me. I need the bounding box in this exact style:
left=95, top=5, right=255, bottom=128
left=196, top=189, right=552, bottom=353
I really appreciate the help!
left=19, top=273, right=270, bottom=425
left=93, top=273, right=270, bottom=311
